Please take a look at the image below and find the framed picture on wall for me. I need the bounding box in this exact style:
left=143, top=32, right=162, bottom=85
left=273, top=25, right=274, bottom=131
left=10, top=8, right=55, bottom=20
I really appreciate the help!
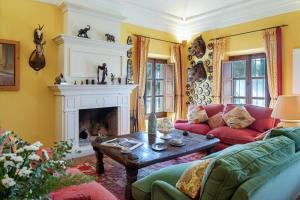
left=0, top=39, right=20, bottom=91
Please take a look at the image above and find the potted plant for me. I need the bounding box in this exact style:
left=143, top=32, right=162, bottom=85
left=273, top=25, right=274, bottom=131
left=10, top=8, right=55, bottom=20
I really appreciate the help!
left=0, top=131, right=93, bottom=199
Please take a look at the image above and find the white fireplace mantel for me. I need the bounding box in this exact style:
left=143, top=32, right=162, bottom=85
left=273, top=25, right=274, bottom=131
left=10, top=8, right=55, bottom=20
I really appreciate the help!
left=52, top=34, right=131, bottom=84
left=49, top=84, right=137, bottom=158
left=49, top=84, right=137, bottom=96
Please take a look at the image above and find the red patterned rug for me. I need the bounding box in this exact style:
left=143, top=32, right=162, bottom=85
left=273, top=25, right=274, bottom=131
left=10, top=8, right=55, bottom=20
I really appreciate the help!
left=75, top=151, right=206, bottom=200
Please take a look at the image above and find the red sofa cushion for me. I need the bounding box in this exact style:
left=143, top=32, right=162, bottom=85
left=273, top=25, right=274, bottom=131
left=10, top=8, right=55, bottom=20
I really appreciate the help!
left=204, top=104, right=225, bottom=117
left=244, top=104, right=275, bottom=133
left=51, top=181, right=118, bottom=200
left=174, top=121, right=211, bottom=135
left=208, top=126, right=261, bottom=145
left=174, top=121, right=190, bottom=131
left=188, top=123, right=211, bottom=135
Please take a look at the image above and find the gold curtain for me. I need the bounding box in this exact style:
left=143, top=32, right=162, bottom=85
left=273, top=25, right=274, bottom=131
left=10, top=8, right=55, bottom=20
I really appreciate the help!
left=171, top=44, right=183, bottom=120
left=137, top=36, right=150, bottom=131
left=263, top=28, right=278, bottom=108
left=212, top=38, right=226, bottom=104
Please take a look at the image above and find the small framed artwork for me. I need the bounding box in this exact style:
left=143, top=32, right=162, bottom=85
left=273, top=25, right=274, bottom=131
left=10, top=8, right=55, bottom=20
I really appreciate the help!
left=0, top=39, right=20, bottom=91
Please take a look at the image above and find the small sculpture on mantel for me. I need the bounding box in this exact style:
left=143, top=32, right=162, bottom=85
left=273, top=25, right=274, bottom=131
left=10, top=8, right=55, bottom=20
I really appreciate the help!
left=77, top=25, right=91, bottom=38
left=54, top=73, right=67, bottom=85
left=105, top=33, right=115, bottom=42
left=111, top=73, right=115, bottom=84
left=97, top=63, right=108, bottom=84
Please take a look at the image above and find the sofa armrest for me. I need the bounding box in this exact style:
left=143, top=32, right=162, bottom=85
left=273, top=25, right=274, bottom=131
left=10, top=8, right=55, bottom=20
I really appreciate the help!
left=151, top=180, right=191, bottom=200
left=175, top=119, right=188, bottom=123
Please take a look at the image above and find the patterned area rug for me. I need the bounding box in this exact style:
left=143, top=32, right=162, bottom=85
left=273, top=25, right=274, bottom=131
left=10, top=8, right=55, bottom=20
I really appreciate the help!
left=74, top=151, right=206, bottom=200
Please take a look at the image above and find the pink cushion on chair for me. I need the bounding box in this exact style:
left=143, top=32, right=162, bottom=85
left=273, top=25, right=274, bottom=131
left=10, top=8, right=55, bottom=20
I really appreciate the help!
left=244, top=104, right=276, bottom=133
left=204, top=104, right=225, bottom=118
left=51, top=181, right=118, bottom=200
left=208, top=126, right=261, bottom=145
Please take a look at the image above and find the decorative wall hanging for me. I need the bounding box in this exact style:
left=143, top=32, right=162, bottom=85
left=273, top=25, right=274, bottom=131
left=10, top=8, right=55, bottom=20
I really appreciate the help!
left=207, top=42, right=214, bottom=50
left=191, top=61, right=207, bottom=83
left=29, top=25, right=46, bottom=72
left=105, top=34, right=115, bottom=42
left=126, top=36, right=133, bottom=85
left=127, top=49, right=132, bottom=58
left=127, top=36, right=133, bottom=45
left=0, top=39, right=20, bottom=91
left=77, top=25, right=91, bottom=38
left=185, top=34, right=213, bottom=106
left=188, top=35, right=206, bottom=59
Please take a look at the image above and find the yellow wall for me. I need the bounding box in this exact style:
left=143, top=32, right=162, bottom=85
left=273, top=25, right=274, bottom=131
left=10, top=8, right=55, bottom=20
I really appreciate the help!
left=0, top=0, right=178, bottom=145
left=0, top=0, right=62, bottom=146
left=182, top=10, right=300, bottom=116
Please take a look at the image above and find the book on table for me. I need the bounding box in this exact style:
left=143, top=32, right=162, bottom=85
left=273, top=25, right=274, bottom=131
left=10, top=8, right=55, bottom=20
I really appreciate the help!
left=100, top=138, right=143, bottom=150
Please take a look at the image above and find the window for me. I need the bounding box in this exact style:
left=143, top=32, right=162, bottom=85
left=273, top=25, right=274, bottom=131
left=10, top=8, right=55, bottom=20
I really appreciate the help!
left=221, top=53, right=270, bottom=107
left=145, top=59, right=175, bottom=117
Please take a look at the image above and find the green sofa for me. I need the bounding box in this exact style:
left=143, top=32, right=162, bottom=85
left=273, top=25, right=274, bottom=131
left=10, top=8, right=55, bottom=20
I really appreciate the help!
left=132, top=135, right=300, bottom=200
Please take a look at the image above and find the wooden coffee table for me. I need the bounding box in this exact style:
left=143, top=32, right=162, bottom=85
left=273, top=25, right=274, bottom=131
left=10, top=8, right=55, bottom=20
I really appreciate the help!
left=92, top=130, right=219, bottom=200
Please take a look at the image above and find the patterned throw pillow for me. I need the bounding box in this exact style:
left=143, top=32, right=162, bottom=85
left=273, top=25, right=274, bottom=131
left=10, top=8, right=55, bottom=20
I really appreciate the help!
left=176, top=159, right=212, bottom=199
left=187, top=105, right=209, bottom=124
left=223, top=106, right=255, bottom=129
left=207, top=112, right=225, bottom=129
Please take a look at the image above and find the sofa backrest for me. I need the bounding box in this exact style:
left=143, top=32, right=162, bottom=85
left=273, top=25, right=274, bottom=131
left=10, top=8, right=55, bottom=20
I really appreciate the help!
left=223, top=104, right=276, bottom=132
left=231, top=151, right=300, bottom=200
left=200, top=136, right=295, bottom=200
left=204, top=104, right=225, bottom=118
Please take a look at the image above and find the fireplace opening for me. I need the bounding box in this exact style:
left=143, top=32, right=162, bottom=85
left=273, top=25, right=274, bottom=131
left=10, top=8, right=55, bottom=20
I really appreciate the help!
left=79, top=107, right=118, bottom=146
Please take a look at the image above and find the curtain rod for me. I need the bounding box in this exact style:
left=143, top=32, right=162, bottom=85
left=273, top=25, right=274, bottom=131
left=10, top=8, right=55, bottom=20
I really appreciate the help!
left=210, top=24, right=288, bottom=41
left=132, top=34, right=181, bottom=44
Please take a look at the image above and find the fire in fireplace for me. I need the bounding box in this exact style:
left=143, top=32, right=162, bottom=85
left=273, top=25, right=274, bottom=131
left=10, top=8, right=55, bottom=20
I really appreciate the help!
left=79, top=107, right=118, bottom=146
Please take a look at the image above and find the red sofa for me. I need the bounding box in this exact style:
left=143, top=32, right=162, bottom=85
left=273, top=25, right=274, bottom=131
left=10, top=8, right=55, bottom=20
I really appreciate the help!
left=175, top=104, right=277, bottom=150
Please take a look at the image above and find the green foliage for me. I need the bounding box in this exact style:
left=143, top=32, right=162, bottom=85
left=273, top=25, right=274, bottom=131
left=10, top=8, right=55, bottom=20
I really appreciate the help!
left=0, top=131, right=94, bottom=199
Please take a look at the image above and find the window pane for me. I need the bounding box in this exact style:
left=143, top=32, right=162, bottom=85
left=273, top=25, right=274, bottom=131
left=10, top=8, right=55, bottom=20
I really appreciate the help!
left=155, top=80, right=164, bottom=96
left=252, top=79, right=265, bottom=98
left=155, top=63, right=164, bottom=79
left=234, top=79, right=246, bottom=97
left=233, top=98, right=246, bottom=104
left=251, top=58, right=266, bottom=77
left=233, top=61, right=246, bottom=78
left=252, top=99, right=265, bottom=107
left=147, top=62, right=152, bottom=79
left=146, top=80, right=152, bottom=96
left=155, top=97, right=164, bottom=112
left=146, top=97, right=152, bottom=114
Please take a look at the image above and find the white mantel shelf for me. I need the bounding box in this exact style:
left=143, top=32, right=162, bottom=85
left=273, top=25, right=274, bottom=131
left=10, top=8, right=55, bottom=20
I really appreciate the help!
left=53, top=34, right=131, bottom=52
left=49, top=84, right=137, bottom=96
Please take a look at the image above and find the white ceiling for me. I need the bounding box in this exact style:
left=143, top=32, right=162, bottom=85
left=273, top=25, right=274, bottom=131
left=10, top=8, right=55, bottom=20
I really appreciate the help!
left=39, top=0, right=300, bottom=40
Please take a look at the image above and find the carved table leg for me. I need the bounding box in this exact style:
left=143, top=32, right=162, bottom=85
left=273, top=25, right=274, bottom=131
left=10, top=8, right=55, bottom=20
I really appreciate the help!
left=206, top=147, right=214, bottom=155
left=94, top=148, right=104, bottom=175
left=125, top=167, right=138, bottom=200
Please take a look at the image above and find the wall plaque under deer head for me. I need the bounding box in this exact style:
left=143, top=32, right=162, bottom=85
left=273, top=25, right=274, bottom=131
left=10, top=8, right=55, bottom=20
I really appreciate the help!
left=29, top=25, right=46, bottom=71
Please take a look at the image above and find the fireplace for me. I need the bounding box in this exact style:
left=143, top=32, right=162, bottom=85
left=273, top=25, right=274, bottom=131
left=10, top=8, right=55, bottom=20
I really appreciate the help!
left=79, top=107, right=118, bottom=146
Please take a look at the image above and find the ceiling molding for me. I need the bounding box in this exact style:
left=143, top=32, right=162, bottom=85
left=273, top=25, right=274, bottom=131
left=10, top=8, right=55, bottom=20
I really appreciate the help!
left=186, top=0, right=300, bottom=35
left=36, top=0, right=300, bottom=37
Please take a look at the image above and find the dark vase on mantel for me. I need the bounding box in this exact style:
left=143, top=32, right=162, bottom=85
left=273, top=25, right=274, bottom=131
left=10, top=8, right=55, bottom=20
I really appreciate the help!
left=148, top=112, right=157, bottom=135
